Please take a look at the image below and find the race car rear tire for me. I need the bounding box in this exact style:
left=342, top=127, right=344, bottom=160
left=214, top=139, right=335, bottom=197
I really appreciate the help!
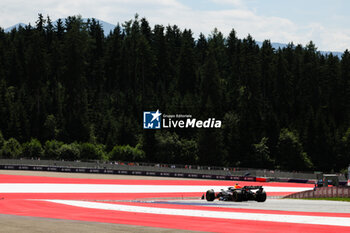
left=206, top=189, right=215, bottom=201
left=256, top=191, right=267, bottom=202
left=232, top=190, right=243, bottom=202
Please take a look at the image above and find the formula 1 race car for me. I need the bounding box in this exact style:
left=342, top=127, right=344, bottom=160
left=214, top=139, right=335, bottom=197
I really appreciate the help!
left=203, top=185, right=267, bottom=202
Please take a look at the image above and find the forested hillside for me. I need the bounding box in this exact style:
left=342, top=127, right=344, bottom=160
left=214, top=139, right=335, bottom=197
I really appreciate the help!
left=0, top=14, right=350, bottom=172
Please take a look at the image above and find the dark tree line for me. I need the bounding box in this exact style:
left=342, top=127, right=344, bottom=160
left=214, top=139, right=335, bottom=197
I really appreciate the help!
left=0, top=14, right=350, bottom=172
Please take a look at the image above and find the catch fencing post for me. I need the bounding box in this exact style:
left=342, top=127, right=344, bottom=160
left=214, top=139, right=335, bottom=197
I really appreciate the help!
left=347, top=164, right=350, bottom=186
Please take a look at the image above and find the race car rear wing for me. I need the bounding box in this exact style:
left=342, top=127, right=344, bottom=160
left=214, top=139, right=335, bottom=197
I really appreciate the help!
left=242, top=186, right=263, bottom=190
left=227, top=186, right=263, bottom=190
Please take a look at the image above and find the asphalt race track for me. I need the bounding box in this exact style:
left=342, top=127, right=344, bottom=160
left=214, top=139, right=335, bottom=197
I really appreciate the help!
left=1, top=171, right=350, bottom=233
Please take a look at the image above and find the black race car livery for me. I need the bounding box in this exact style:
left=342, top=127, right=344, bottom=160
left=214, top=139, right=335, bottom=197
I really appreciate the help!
left=203, top=186, right=267, bottom=202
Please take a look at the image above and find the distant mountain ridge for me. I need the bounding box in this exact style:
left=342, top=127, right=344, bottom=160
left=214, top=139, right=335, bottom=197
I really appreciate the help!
left=255, top=41, right=343, bottom=58
left=4, top=23, right=27, bottom=32
left=4, top=18, right=116, bottom=36
left=4, top=19, right=343, bottom=58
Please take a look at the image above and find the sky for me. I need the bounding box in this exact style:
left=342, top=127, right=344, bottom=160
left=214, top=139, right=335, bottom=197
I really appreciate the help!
left=0, top=0, right=349, bottom=52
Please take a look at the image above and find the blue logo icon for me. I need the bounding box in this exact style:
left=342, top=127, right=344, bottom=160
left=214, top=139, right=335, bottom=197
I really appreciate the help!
left=143, top=110, right=162, bottom=129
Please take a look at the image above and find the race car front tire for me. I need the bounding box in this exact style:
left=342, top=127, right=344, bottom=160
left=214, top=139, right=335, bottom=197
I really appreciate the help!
left=206, top=189, right=216, bottom=201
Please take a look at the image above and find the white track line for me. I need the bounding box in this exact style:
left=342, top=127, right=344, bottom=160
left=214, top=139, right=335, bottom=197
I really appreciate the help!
left=0, top=184, right=312, bottom=193
left=45, top=200, right=350, bottom=227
